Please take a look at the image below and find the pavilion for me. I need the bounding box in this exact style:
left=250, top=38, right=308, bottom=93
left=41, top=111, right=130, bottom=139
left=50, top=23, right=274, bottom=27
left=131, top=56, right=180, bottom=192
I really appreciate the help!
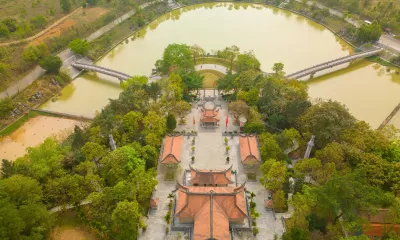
left=200, top=101, right=220, bottom=128
left=160, top=135, right=183, bottom=164
left=189, top=165, right=234, bottom=187
left=239, top=134, right=261, bottom=165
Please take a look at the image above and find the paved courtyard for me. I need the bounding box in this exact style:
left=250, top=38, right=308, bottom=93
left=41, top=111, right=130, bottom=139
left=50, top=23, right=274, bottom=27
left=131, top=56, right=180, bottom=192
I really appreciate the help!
left=140, top=96, right=285, bottom=240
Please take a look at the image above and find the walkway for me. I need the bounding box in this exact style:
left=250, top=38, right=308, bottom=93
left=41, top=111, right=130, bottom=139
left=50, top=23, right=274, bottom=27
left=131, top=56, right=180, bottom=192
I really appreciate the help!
left=286, top=49, right=383, bottom=79
left=0, top=1, right=155, bottom=100
left=72, top=62, right=132, bottom=81
left=195, top=64, right=233, bottom=74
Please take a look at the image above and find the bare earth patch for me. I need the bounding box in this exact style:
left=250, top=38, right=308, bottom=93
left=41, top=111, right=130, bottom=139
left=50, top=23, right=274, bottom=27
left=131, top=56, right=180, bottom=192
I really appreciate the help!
left=51, top=227, right=98, bottom=240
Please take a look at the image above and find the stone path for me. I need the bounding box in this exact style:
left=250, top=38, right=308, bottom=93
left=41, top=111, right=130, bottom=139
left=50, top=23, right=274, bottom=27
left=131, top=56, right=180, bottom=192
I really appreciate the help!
left=195, top=64, right=234, bottom=74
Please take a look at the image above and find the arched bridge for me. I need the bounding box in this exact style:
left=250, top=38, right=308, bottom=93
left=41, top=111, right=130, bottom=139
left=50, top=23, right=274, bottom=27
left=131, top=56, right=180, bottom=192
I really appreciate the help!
left=285, top=49, right=383, bottom=79
left=72, top=62, right=132, bottom=81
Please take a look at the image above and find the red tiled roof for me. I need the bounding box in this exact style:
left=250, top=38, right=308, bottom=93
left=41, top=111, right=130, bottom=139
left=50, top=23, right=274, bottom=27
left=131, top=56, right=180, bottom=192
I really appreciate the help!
left=239, top=135, right=261, bottom=164
left=200, top=109, right=220, bottom=123
left=175, top=184, right=248, bottom=240
left=265, top=199, right=274, bottom=209
left=161, top=135, right=183, bottom=164
left=363, top=224, right=400, bottom=238
left=150, top=198, right=159, bottom=209
left=190, top=165, right=234, bottom=185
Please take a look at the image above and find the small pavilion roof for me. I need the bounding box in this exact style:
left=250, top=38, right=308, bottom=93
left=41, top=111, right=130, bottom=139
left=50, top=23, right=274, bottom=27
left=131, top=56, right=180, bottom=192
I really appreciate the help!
left=362, top=209, right=400, bottom=237
left=150, top=198, right=159, bottom=209
left=161, top=135, right=183, bottom=164
left=239, top=134, right=261, bottom=164
left=190, top=165, right=234, bottom=185
left=200, top=109, right=220, bottom=123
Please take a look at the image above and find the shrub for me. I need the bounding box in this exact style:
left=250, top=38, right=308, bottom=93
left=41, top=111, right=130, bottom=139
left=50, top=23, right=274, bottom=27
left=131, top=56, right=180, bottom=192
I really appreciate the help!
left=191, top=146, right=195, bottom=152
left=250, top=201, right=256, bottom=209
left=164, top=211, right=171, bottom=224
left=166, top=114, right=177, bottom=131
left=39, top=55, right=62, bottom=73
left=68, top=38, right=90, bottom=56
left=224, top=137, right=228, bottom=144
left=226, top=146, right=231, bottom=152
left=247, top=172, right=256, bottom=180
left=253, top=227, right=259, bottom=236
left=0, top=97, right=15, bottom=118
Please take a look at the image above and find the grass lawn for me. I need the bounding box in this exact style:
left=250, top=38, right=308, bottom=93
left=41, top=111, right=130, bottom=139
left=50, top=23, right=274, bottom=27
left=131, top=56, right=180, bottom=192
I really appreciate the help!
left=198, top=69, right=225, bottom=89
left=50, top=210, right=99, bottom=240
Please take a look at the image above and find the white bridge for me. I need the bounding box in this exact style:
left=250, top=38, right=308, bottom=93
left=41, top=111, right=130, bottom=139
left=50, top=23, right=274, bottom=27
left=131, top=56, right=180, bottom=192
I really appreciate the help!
left=72, top=62, right=132, bottom=81
left=285, top=49, right=383, bottom=79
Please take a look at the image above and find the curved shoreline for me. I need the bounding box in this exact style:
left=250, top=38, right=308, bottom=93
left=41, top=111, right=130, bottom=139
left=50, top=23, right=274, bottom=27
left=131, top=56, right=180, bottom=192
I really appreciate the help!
left=92, top=1, right=356, bottom=66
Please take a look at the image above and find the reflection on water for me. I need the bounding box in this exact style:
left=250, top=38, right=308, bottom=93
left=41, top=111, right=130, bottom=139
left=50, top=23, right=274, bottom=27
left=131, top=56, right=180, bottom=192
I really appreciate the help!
left=0, top=116, right=86, bottom=161
left=307, top=60, right=400, bottom=129
left=40, top=2, right=400, bottom=127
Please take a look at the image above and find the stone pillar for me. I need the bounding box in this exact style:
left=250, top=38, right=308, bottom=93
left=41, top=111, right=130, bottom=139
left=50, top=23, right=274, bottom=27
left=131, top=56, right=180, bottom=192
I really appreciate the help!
left=109, top=134, right=117, bottom=151
left=303, top=135, right=315, bottom=159
left=203, top=88, right=206, bottom=98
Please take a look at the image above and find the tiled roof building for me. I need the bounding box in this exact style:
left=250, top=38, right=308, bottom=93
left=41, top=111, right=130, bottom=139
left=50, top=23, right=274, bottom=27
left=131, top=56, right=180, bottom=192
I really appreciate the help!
left=239, top=134, right=261, bottom=165
left=190, top=165, right=234, bottom=187
left=175, top=183, right=248, bottom=240
left=161, top=135, right=183, bottom=164
left=363, top=209, right=400, bottom=238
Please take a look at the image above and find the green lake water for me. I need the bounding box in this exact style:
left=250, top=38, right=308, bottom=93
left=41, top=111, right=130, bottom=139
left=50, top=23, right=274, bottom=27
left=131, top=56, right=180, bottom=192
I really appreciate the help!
left=40, top=3, right=400, bottom=129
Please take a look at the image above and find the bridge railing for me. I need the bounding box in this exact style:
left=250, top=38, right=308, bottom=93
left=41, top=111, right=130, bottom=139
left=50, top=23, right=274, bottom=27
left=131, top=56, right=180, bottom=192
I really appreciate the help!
left=72, top=62, right=132, bottom=80
left=286, top=49, right=382, bottom=78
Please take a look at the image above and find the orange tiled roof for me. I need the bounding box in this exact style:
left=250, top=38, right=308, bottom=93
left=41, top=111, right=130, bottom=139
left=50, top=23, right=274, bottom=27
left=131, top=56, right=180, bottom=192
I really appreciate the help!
left=200, top=109, right=220, bottom=123
left=161, top=135, right=183, bottom=164
left=265, top=199, right=274, bottom=209
left=150, top=198, right=159, bottom=208
left=239, top=135, right=261, bottom=164
left=362, top=209, right=400, bottom=238
left=175, top=184, right=248, bottom=240
left=190, top=165, right=234, bottom=185
left=363, top=224, right=400, bottom=238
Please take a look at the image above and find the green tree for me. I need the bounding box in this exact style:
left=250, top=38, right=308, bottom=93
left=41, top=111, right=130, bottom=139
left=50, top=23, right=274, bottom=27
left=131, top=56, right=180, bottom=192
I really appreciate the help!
left=60, top=0, right=72, bottom=12
left=244, top=107, right=266, bottom=134
left=68, top=38, right=90, bottom=56
left=81, top=142, right=106, bottom=163
left=121, top=75, right=148, bottom=90
left=130, top=167, right=157, bottom=205
left=190, top=44, right=205, bottom=64
left=298, top=100, right=356, bottom=148
left=218, top=45, right=240, bottom=70
left=30, top=15, right=47, bottom=29
left=1, top=159, right=14, bottom=178
left=260, top=159, right=287, bottom=192
left=272, top=62, right=285, bottom=77
left=44, top=174, right=87, bottom=206
left=173, top=100, right=191, bottom=123
left=155, top=44, right=194, bottom=74
left=311, top=170, right=389, bottom=225
left=0, top=23, right=10, bottom=37
left=14, top=138, right=65, bottom=182
left=121, top=111, right=143, bottom=142
left=144, top=82, right=161, bottom=102
left=142, top=111, right=166, bottom=137
left=112, top=200, right=141, bottom=240
left=315, top=142, right=346, bottom=170
left=100, top=146, right=145, bottom=186
left=166, top=114, right=177, bottom=131
left=0, top=199, right=25, bottom=239
left=228, top=100, right=249, bottom=124
left=273, top=190, right=287, bottom=212
left=258, top=132, right=285, bottom=161
left=23, top=43, right=49, bottom=64
left=141, top=145, right=158, bottom=170
left=0, top=175, right=43, bottom=206
left=356, top=21, right=382, bottom=42
left=39, top=55, right=62, bottom=73
left=235, top=51, right=260, bottom=72
left=0, top=97, right=15, bottom=118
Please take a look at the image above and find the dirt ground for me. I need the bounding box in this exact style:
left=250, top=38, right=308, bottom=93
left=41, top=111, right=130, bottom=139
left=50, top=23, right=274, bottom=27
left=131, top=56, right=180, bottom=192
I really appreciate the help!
left=51, top=227, right=98, bottom=240
left=32, top=7, right=109, bottom=45
left=0, top=115, right=86, bottom=160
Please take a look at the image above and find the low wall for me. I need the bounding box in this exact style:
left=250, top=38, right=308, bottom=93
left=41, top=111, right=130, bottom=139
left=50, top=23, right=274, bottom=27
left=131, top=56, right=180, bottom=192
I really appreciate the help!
left=32, top=109, right=94, bottom=121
